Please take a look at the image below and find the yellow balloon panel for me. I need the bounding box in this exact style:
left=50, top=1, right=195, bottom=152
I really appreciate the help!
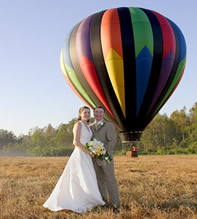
left=105, top=48, right=126, bottom=117
left=60, top=51, right=68, bottom=78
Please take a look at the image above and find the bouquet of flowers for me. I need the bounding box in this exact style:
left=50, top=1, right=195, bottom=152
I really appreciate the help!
left=85, top=138, right=112, bottom=163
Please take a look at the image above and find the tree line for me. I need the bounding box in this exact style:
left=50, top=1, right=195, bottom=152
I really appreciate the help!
left=0, top=102, right=197, bottom=156
left=135, top=102, right=197, bottom=155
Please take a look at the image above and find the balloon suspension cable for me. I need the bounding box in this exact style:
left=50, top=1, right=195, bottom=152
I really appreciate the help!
left=119, top=131, right=142, bottom=143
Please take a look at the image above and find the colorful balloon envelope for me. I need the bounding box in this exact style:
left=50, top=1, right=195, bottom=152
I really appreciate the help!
left=60, top=7, right=186, bottom=142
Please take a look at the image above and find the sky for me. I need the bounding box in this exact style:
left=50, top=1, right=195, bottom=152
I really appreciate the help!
left=0, top=0, right=196, bottom=136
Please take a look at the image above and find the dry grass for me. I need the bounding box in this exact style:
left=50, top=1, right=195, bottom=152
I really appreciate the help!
left=0, top=155, right=197, bottom=219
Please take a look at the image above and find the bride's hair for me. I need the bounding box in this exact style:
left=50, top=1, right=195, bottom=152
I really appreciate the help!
left=77, top=106, right=90, bottom=122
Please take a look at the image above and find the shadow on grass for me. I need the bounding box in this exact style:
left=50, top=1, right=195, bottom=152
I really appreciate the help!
left=132, top=196, right=197, bottom=210
left=158, top=200, right=197, bottom=209
left=129, top=169, right=146, bottom=173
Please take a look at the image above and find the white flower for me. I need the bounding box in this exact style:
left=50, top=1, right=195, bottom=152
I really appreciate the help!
left=85, top=137, right=112, bottom=163
left=98, top=120, right=105, bottom=127
left=102, top=149, right=107, bottom=155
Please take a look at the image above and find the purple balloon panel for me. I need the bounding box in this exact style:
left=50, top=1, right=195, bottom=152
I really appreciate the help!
left=147, top=50, right=175, bottom=114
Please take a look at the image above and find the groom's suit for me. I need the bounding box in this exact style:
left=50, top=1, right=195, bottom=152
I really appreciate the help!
left=90, top=120, right=120, bottom=208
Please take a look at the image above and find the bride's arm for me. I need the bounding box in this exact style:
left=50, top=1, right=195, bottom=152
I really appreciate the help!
left=73, top=122, right=94, bottom=157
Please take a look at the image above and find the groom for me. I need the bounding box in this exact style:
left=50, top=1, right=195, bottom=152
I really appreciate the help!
left=90, top=106, right=120, bottom=214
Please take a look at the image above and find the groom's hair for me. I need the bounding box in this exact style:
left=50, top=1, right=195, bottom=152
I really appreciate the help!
left=94, top=106, right=105, bottom=112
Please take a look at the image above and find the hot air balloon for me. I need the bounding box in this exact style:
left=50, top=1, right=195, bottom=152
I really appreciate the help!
left=60, top=7, right=186, bottom=142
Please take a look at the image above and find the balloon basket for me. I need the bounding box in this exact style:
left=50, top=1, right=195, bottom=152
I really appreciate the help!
left=125, top=143, right=138, bottom=158
left=126, top=151, right=138, bottom=158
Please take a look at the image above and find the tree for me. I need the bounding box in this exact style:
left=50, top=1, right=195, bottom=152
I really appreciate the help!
left=55, top=124, right=72, bottom=147
left=188, top=102, right=197, bottom=141
left=138, top=114, right=176, bottom=153
left=0, top=129, right=17, bottom=151
left=44, top=124, right=56, bottom=148
left=170, top=107, right=190, bottom=143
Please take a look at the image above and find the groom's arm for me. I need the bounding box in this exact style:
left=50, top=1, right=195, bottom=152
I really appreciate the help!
left=105, top=123, right=117, bottom=152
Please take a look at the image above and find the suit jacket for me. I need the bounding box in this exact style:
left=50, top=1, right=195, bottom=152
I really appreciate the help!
left=90, top=120, right=117, bottom=166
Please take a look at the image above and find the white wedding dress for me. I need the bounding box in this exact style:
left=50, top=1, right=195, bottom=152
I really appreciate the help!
left=43, top=120, right=105, bottom=213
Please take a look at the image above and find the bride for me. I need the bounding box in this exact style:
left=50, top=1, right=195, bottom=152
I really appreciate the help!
left=43, top=106, right=105, bottom=213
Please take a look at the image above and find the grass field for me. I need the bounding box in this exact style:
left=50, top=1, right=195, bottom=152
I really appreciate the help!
left=0, top=155, right=197, bottom=219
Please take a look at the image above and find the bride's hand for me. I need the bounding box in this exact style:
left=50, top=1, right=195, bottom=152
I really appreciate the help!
left=89, top=152, right=95, bottom=158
